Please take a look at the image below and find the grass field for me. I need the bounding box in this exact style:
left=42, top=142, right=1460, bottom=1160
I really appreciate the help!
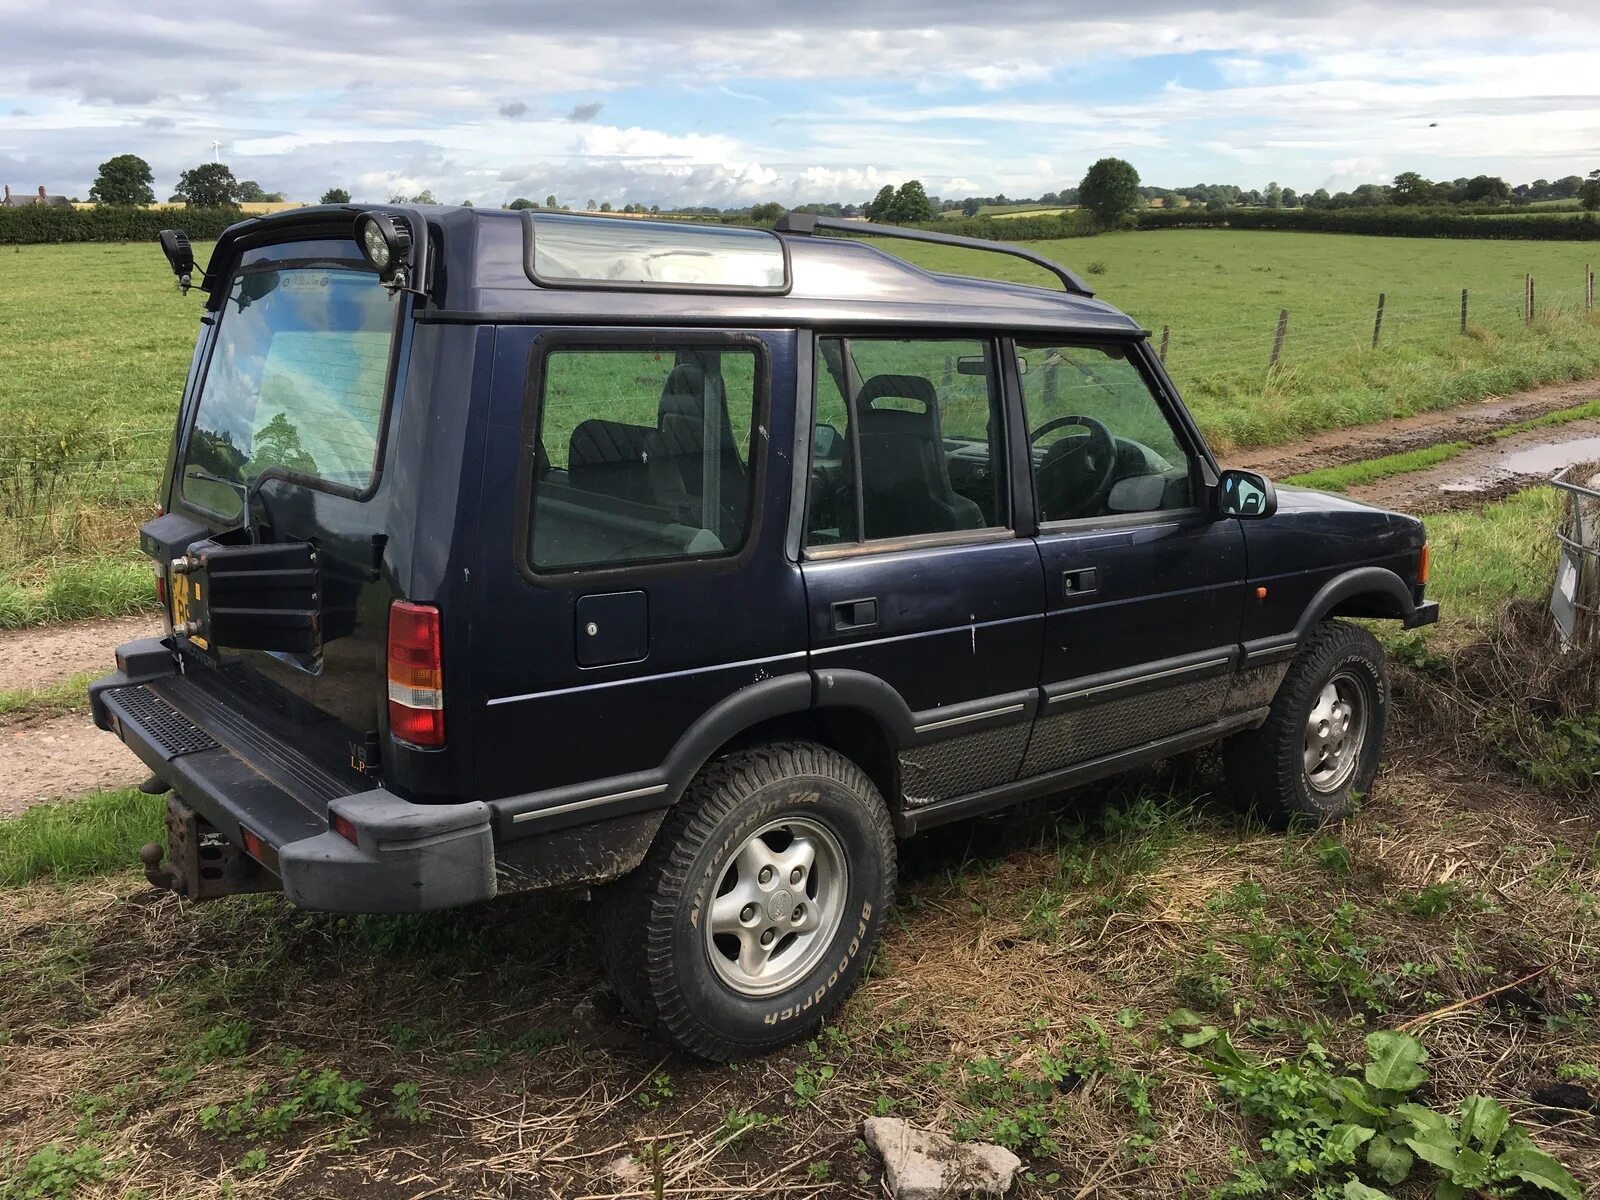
left=4, top=231, right=1600, bottom=623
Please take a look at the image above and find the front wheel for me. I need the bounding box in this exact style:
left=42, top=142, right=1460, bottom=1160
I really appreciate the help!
left=592, top=741, right=895, bottom=1060
left=1223, top=620, right=1389, bottom=825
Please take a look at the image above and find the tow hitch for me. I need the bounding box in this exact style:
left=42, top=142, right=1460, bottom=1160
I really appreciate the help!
left=138, top=795, right=281, bottom=901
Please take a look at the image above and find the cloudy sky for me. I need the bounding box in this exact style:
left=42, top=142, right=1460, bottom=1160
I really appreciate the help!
left=3, top=0, right=1598, bottom=208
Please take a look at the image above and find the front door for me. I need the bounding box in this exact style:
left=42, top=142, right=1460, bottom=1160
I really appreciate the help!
left=799, top=335, right=1045, bottom=808
left=1013, top=338, right=1246, bottom=776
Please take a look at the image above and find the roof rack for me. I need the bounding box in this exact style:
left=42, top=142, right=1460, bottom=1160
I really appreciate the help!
left=773, top=211, right=1094, bottom=298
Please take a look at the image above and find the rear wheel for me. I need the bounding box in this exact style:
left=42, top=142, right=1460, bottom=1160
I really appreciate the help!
left=592, top=741, right=895, bottom=1060
left=1223, top=620, right=1388, bottom=825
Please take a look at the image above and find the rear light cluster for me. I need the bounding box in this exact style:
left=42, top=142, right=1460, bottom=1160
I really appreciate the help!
left=1418, top=543, right=1431, bottom=587
left=387, top=600, right=445, bottom=748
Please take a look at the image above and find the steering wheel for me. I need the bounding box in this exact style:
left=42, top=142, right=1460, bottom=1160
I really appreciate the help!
left=1030, top=414, right=1118, bottom=520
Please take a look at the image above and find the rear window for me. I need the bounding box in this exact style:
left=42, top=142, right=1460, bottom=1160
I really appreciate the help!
left=526, top=344, right=761, bottom=572
left=180, top=266, right=399, bottom=518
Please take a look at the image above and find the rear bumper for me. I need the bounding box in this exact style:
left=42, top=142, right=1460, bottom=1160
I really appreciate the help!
left=91, top=638, right=496, bottom=913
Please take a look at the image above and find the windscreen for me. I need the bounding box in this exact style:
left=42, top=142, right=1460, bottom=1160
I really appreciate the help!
left=180, top=266, right=399, bottom=518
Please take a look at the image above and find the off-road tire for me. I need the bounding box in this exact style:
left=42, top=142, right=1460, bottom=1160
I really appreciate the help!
left=1223, top=620, right=1388, bottom=825
left=591, top=741, right=896, bottom=1061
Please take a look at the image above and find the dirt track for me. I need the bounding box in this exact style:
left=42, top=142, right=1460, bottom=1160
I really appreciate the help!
left=1227, top=377, right=1600, bottom=480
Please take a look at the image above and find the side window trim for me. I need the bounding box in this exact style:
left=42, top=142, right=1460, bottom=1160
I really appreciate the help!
left=1012, top=334, right=1205, bottom=531
left=513, top=328, right=772, bottom=587
left=801, top=332, right=1015, bottom=557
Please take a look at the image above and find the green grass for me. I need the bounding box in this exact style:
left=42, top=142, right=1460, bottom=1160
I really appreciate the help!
left=1491, top=396, right=1600, bottom=438
left=0, top=788, right=163, bottom=887
left=1285, top=441, right=1473, bottom=492
left=0, top=558, right=157, bottom=630
left=881, top=230, right=1600, bottom=450
left=0, top=673, right=94, bottom=719
left=1422, top=486, right=1564, bottom=624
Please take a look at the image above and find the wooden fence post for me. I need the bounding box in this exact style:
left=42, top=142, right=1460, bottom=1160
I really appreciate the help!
left=1269, top=308, right=1289, bottom=370
left=1525, top=273, right=1533, bottom=324
left=1372, top=292, right=1385, bottom=349
left=1461, top=288, right=1468, bottom=335
left=1159, top=325, right=1170, bottom=364
left=1588, top=267, right=1594, bottom=310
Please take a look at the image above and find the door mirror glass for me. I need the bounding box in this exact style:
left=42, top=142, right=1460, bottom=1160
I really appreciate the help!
left=955, top=354, right=989, bottom=376
left=1218, top=469, right=1277, bottom=519
left=813, top=422, right=842, bottom=459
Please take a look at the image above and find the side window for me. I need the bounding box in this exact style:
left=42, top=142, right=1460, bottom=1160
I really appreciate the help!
left=805, top=337, right=1007, bottom=546
left=1017, top=342, right=1196, bottom=523
left=527, top=345, right=760, bottom=571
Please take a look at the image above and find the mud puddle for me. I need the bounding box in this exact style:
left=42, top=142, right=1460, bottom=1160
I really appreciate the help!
left=1345, top=419, right=1600, bottom=513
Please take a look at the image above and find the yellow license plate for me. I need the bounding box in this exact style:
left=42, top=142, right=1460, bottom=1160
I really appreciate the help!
left=171, top=572, right=210, bottom=649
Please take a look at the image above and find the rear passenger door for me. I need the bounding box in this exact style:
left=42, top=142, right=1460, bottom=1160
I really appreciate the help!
left=471, top=328, right=809, bottom=830
left=800, top=335, right=1045, bottom=810
left=1015, top=339, right=1247, bottom=776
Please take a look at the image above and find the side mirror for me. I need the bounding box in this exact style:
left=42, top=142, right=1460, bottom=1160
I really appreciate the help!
left=813, top=423, right=843, bottom=459
left=1218, top=469, right=1277, bottom=519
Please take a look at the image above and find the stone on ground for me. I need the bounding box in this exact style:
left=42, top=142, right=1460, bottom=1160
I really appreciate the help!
left=862, top=1116, right=1022, bottom=1199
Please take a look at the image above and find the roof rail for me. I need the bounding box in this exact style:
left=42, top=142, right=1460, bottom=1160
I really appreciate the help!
left=773, top=211, right=1094, bottom=297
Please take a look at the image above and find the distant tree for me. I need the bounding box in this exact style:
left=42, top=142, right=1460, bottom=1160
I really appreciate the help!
left=320, top=187, right=351, bottom=204
left=1391, top=171, right=1433, bottom=204
left=586, top=199, right=597, bottom=211
left=1459, top=175, right=1510, bottom=204
left=1581, top=170, right=1600, bottom=213
left=889, top=180, right=936, bottom=223
left=1305, top=187, right=1331, bottom=210
left=1205, top=195, right=1229, bottom=213
left=461, top=199, right=474, bottom=207
left=545, top=194, right=558, bottom=209
left=388, top=189, right=436, bottom=204
left=1281, top=187, right=1299, bottom=208
left=650, top=204, right=660, bottom=214
left=508, top=197, right=537, bottom=210
left=865, top=184, right=897, bottom=222
left=1551, top=175, right=1584, bottom=200
left=599, top=201, right=613, bottom=212
left=237, top=180, right=269, bottom=202
left=1263, top=181, right=1283, bottom=209
left=89, top=154, right=155, bottom=206
left=1078, top=158, right=1142, bottom=225
left=961, top=198, right=981, bottom=217
left=176, top=162, right=241, bottom=208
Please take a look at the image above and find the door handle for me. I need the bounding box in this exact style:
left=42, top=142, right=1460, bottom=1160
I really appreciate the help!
left=831, top=597, right=878, bottom=633
left=1062, top=568, right=1098, bottom=598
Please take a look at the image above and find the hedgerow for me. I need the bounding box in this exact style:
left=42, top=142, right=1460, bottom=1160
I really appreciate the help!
left=0, top=205, right=247, bottom=244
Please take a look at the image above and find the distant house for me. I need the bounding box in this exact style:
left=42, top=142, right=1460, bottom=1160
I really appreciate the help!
left=2, top=184, right=71, bottom=207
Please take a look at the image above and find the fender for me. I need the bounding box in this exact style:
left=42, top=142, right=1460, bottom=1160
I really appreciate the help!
left=490, top=672, right=812, bottom=837
left=808, top=667, right=917, bottom=745
left=1295, top=566, right=1415, bottom=640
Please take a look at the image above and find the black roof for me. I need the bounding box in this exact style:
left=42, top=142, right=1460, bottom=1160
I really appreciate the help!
left=204, top=205, right=1143, bottom=337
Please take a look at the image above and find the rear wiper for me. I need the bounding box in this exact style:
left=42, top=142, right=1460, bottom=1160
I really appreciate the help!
left=183, top=466, right=246, bottom=498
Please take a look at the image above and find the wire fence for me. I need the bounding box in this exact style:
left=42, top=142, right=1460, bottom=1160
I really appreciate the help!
left=3, top=272, right=1598, bottom=570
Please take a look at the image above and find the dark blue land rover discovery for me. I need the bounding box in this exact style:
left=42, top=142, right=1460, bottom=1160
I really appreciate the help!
left=93, top=207, right=1436, bottom=1059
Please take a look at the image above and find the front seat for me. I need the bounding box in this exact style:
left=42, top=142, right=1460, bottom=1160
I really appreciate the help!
left=851, top=374, right=984, bottom=539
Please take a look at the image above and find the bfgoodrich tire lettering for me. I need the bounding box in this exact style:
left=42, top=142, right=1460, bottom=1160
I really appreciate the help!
left=1223, top=620, right=1389, bottom=825
left=592, top=741, right=895, bottom=1060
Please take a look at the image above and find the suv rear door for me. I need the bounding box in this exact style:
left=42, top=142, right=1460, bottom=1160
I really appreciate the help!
left=799, top=334, right=1045, bottom=809
left=471, top=328, right=808, bottom=833
left=1012, top=338, right=1247, bottom=776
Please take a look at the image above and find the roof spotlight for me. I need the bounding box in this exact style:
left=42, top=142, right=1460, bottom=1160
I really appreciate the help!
left=158, top=228, right=194, bottom=293
left=355, top=212, right=413, bottom=285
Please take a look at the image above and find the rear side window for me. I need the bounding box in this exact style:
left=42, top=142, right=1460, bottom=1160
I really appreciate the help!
left=181, top=266, right=398, bottom=519
left=526, top=345, right=760, bottom=571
